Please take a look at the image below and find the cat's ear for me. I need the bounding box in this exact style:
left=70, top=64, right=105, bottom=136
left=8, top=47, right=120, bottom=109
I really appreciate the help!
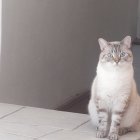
left=98, top=38, right=108, bottom=51
left=121, top=36, right=131, bottom=48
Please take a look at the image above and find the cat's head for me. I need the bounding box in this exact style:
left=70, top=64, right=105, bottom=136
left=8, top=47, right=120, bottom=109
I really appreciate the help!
left=98, top=36, right=133, bottom=66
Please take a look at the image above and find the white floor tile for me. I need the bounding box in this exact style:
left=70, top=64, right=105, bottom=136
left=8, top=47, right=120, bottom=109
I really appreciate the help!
left=0, top=104, right=139, bottom=140
left=0, top=121, right=61, bottom=138
left=2, top=107, right=90, bottom=130
left=74, top=121, right=96, bottom=133
left=39, top=130, right=140, bottom=140
left=0, top=132, right=32, bottom=140
left=0, top=103, right=23, bottom=118
left=39, top=130, right=108, bottom=140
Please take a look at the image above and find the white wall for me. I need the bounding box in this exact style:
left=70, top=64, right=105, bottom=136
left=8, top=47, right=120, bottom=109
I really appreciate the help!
left=0, top=0, right=138, bottom=109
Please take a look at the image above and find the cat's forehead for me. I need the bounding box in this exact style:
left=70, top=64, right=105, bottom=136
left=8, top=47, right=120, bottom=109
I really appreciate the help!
left=108, top=41, right=122, bottom=50
left=108, top=41, right=120, bottom=46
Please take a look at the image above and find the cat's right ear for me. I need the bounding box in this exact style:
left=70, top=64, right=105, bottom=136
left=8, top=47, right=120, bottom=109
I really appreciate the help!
left=98, top=38, right=108, bottom=51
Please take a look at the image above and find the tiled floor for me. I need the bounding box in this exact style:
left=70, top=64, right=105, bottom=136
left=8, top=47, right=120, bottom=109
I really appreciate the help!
left=0, top=103, right=139, bottom=140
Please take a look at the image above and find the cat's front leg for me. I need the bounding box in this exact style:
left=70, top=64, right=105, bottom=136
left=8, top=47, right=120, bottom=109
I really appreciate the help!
left=108, top=98, right=129, bottom=140
left=96, top=99, right=109, bottom=138
left=108, top=111, right=122, bottom=140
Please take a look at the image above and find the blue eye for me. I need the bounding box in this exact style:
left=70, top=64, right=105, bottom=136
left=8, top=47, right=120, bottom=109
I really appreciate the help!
left=120, top=52, right=126, bottom=57
left=107, top=53, right=112, bottom=57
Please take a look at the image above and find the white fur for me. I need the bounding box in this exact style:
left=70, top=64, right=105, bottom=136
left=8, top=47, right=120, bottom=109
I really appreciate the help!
left=88, top=61, right=140, bottom=130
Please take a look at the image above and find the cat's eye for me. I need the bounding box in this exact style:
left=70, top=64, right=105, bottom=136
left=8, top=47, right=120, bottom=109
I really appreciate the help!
left=107, top=53, right=112, bottom=57
left=120, top=52, right=126, bottom=57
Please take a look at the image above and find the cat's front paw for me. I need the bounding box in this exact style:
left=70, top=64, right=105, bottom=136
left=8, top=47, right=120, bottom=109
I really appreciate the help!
left=108, top=133, right=119, bottom=140
left=119, top=127, right=131, bottom=136
left=96, top=130, right=106, bottom=138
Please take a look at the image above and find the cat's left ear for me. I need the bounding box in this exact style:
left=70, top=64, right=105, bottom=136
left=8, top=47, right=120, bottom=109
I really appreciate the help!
left=121, top=36, right=131, bottom=48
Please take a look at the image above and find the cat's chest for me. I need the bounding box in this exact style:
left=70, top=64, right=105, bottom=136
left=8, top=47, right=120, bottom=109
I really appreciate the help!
left=96, top=71, right=132, bottom=98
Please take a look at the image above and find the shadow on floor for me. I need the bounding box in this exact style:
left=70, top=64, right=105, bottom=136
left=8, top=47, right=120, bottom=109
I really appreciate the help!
left=57, top=92, right=90, bottom=114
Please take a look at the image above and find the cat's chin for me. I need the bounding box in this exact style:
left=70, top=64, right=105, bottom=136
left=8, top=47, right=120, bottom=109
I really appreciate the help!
left=100, top=61, right=132, bottom=68
left=110, top=62, right=132, bottom=69
left=102, top=62, right=127, bottom=68
left=100, top=62, right=120, bottom=66
left=112, top=62, right=120, bottom=66
left=112, top=62, right=128, bottom=67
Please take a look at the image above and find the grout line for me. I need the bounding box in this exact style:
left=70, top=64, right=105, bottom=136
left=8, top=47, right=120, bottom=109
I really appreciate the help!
left=3, top=127, right=63, bottom=139
left=5, top=132, right=35, bottom=140
left=5, top=131, right=40, bottom=140
left=72, top=119, right=90, bottom=131
left=0, top=106, right=26, bottom=119
left=37, top=129, right=63, bottom=139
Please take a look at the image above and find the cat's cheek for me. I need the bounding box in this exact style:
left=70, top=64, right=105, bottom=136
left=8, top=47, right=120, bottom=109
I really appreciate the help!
left=100, top=59, right=106, bottom=63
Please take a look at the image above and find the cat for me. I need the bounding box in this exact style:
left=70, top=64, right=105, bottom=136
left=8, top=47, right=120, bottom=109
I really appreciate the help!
left=88, top=36, right=140, bottom=140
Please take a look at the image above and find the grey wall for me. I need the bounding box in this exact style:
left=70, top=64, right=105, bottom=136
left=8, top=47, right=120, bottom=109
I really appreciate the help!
left=133, top=45, right=140, bottom=93
left=137, top=0, right=140, bottom=38
left=0, top=0, right=138, bottom=109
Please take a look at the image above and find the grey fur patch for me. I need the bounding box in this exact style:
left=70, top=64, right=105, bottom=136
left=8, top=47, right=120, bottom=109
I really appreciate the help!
left=98, top=108, right=107, bottom=112
left=113, top=120, right=120, bottom=127
left=113, top=111, right=124, bottom=116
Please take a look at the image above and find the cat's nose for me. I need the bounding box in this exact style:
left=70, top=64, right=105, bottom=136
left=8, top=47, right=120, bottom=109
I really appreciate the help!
left=114, top=58, right=120, bottom=63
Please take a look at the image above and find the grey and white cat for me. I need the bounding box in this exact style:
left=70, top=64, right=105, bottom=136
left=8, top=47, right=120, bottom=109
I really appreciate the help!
left=88, top=36, right=140, bottom=140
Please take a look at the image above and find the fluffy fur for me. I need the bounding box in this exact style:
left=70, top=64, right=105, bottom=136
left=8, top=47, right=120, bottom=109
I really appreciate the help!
left=88, top=36, right=140, bottom=140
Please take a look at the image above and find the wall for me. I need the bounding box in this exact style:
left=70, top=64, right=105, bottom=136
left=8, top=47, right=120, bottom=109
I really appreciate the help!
left=137, top=0, right=140, bottom=38
left=0, top=0, right=138, bottom=109
left=133, top=45, right=140, bottom=93
left=0, top=0, right=2, bottom=55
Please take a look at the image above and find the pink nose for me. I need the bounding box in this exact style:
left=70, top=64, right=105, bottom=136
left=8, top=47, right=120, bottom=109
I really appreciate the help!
left=114, top=58, right=120, bottom=63
left=115, top=60, right=119, bottom=63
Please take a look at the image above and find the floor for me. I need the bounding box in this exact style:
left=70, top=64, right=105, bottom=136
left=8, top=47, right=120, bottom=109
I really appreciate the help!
left=0, top=103, right=139, bottom=140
